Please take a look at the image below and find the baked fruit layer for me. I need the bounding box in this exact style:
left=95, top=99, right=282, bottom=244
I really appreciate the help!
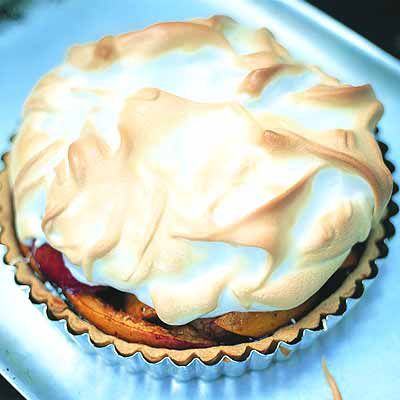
left=20, top=241, right=364, bottom=349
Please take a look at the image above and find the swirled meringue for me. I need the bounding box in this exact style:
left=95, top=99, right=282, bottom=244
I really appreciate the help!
left=10, top=16, right=392, bottom=324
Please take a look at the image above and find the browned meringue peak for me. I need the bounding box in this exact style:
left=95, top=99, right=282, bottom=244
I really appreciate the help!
left=271, top=83, right=391, bottom=221
left=67, top=15, right=291, bottom=71
left=9, top=16, right=392, bottom=324
left=239, top=64, right=305, bottom=97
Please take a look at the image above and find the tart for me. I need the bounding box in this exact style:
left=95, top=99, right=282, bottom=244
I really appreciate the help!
left=3, top=16, right=392, bottom=363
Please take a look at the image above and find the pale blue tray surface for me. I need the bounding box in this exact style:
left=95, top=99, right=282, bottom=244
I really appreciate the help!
left=0, top=1, right=399, bottom=398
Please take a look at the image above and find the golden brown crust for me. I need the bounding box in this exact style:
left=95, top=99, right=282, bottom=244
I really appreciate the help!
left=0, top=153, right=386, bottom=364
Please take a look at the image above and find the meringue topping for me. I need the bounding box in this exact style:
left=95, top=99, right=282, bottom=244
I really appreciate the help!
left=10, top=16, right=392, bottom=324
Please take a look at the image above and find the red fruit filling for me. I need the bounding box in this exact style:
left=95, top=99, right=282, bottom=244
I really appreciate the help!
left=32, top=243, right=103, bottom=294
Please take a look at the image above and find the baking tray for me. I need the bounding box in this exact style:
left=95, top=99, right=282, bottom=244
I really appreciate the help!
left=0, top=0, right=399, bottom=398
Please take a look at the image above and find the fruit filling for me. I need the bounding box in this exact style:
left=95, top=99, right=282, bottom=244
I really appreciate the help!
left=25, top=242, right=364, bottom=349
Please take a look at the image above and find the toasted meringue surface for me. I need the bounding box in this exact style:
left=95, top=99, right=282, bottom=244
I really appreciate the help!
left=10, top=16, right=392, bottom=324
